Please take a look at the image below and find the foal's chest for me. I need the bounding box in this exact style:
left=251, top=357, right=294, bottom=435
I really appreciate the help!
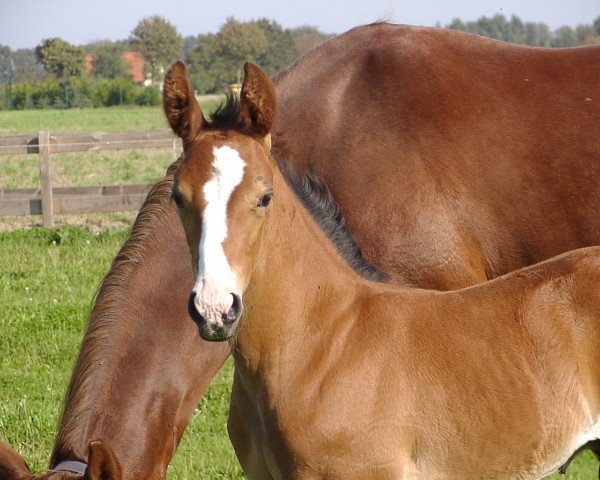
left=236, top=398, right=412, bottom=479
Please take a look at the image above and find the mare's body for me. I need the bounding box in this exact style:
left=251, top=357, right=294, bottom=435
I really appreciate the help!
left=273, top=23, right=600, bottom=289
left=3, top=23, right=600, bottom=479
left=169, top=61, right=600, bottom=480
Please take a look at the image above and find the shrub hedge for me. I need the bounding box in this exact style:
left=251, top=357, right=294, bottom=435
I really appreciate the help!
left=0, top=77, right=161, bottom=110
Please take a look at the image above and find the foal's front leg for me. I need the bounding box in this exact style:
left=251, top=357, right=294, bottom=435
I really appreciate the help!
left=228, top=371, right=275, bottom=480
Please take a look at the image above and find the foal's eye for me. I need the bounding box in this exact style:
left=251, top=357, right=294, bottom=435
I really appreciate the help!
left=172, top=193, right=184, bottom=211
left=257, top=191, right=272, bottom=208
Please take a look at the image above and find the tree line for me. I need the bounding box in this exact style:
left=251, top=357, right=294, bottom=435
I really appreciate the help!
left=446, top=14, right=600, bottom=47
left=1, top=13, right=599, bottom=110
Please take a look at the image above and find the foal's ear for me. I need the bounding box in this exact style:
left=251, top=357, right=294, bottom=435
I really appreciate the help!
left=163, top=61, right=206, bottom=146
left=86, top=441, right=122, bottom=480
left=240, top=62, right=276, bottom=148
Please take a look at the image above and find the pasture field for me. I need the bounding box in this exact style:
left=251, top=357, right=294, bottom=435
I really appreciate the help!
left=0, top=105, right=598, bottom=479
left=0, top=100, right=222, bottom=231
left=0, top=99, right=223, bottom=189
left=0, top=96, right=223, bottom=136
left=0, top=106, right=169, bottom=136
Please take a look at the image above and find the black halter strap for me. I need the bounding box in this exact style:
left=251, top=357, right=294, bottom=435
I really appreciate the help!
left=52, top=459, right=88, bottom=476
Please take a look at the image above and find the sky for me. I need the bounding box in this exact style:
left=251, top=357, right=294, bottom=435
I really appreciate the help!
left=1, top=0, right=598, bottom=50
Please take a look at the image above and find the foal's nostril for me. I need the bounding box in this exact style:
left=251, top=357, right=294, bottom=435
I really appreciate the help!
left=187, top=291, right=206, bottom=326
left=223, top=294, right=243, bottom=324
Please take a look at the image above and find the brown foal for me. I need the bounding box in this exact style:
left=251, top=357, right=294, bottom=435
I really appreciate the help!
left=169, top=61, right=600, bottom=480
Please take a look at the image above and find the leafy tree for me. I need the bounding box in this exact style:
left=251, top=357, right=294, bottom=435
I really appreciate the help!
left=12, top=49, right=45, bottom=83
left=89, top=42, right=128, bottom=79
left=594, top=16, right=600, bottom=35
left=187, top=18, right=330, bottom=94
left=447, top=15, right=554, bottom=47
left=116, top=38, right=135, bottom=51
left=289, top=26, right=330, bottom=57
left=217, top=17, right=268, bottom=83
left=0, top=45, right=12, bottom=81
left=0, top=45, right=11, bottom=69
left=447, top=18, right=466, bottom=32
left=524, top=22, right=552, bottom=46
left=254, top=19, right=297, bottom=75
left=506, top=15, right=526, bottom=44
left=35, top=38, right=86, bottom=78
left=585, top=35, right=600, bottom=45
left=182, top=35, right=201, bottom=60
left=0, top=45, right=13, bottom=109
left=552, top=25, right=579, bottom=47
left=131, top=16, right=182, bottom=84
left=191, top=17, right=270, bottom=90
left=187, top=33, right=224, bottom=93
left=575, top=24, right=596, bottom=43
left=476, top=14, right=510, bottom=41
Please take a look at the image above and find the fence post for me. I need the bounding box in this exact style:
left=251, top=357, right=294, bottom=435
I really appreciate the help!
left=172, top=139, right=178, bottom=161
left=39, top=131, right=54, bottom=227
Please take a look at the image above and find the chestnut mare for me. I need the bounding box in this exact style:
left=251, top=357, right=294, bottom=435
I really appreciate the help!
left=171, top=61, right=600, bottom=479
left=3, top=23, right=600, bottom=479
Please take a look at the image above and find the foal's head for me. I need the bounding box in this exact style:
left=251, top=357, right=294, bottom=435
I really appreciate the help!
left=164, top=61, right=276, bottom=341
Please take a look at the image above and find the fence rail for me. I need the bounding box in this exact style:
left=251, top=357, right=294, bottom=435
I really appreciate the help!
left=0, top=130, right=182, bottom=226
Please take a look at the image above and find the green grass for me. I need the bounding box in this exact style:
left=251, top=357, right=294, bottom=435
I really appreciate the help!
left=0, top=99, right=224, bottom=190
left=0, top=148, right=176, bottom=189
left=0, top=106, right=168, bottom=136
left=0, top=97, right=223, bottom=136
left=0, top=101, right=223, bottom=231
left=0, top=226, right=244, bottom=479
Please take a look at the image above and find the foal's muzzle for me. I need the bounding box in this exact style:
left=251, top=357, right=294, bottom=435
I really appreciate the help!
left=187, top=291, right=243, bottom=341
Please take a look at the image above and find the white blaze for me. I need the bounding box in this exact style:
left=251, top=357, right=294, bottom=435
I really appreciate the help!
left=193, top=145, right=245, bottom=323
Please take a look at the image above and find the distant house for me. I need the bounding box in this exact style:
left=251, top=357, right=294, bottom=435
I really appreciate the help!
left=85, top=51, right=149, bottom=85
left=122, top=51, right=147, bottom=84
left=85, top=54, right=94, bottom=76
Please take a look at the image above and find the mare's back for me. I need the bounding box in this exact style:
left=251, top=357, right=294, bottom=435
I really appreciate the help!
left=273, top=23, right=600, bottom=290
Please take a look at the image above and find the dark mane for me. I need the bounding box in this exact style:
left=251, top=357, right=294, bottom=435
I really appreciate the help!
left=280, top=163, right=386, bottom=282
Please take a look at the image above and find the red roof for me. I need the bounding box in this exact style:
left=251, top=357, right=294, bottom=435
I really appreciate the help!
left=122, top=51, right=145, bottom=83
left=85, top=54, right=94, bottom=76
left=85, top=51, right=146, bottom=83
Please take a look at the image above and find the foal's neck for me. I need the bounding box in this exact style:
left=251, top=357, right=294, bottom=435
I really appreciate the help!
left=232, top=166, right=363, bottom=372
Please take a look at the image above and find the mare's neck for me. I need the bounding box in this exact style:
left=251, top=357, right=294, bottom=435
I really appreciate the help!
left=232, top=166, right=361, bottom=374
